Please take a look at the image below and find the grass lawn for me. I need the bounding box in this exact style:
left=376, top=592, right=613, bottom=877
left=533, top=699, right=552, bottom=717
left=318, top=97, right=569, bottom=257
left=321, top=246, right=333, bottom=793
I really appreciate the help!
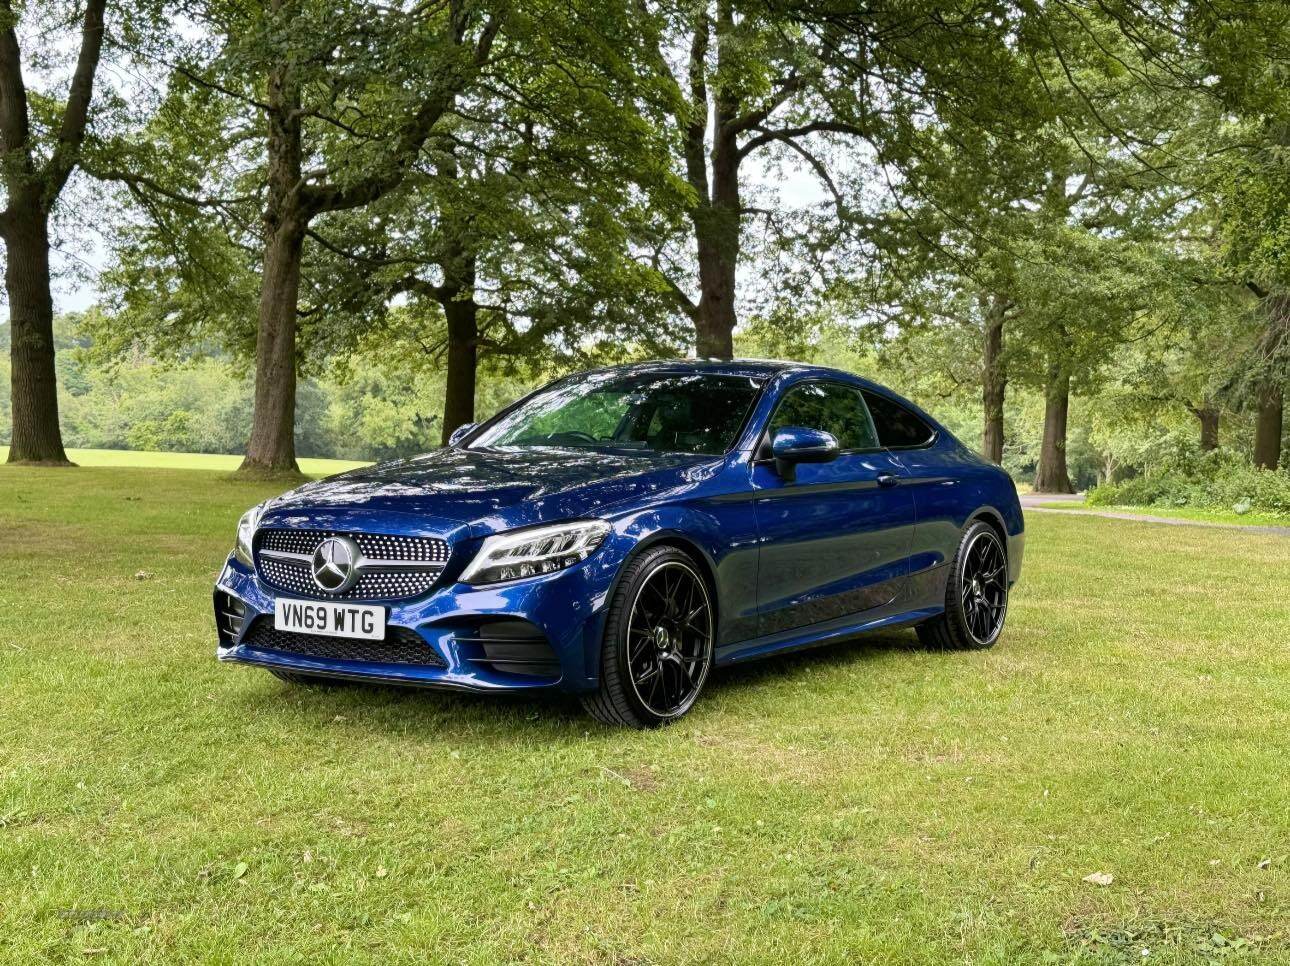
left=2, top=466, right=1287, bottom=964
left=0, top=446, right=367, bottom=477
left=1036, top=500, right=1290, bottom=529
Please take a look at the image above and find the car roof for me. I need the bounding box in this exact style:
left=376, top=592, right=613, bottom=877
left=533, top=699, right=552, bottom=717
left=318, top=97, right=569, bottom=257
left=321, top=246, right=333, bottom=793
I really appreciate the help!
left=594, top=358, right=834, bottom=379
left=594, top=358, right=892, bottom=389
left=585, top=358, right=948, bottom=436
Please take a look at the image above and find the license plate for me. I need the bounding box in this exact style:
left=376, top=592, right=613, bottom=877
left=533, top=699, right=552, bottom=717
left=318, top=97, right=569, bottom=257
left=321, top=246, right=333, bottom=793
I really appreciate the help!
left=274, top=599, right=386, bottom=640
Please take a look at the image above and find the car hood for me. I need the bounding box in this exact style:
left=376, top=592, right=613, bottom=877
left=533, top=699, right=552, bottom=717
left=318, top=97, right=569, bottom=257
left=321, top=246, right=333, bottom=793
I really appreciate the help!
left=262, top=446, right=724, bottom=536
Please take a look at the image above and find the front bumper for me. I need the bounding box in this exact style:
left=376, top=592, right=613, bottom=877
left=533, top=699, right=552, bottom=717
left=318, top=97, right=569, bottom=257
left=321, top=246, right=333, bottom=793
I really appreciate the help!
left=214, top=547, right=619, bottom=693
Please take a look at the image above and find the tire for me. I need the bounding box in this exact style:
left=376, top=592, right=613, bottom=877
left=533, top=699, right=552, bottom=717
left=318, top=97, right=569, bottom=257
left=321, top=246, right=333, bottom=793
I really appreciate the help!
left=917, top=520, right=1010, bottom=651
left=268, top=669, right=354, bottom=687
left=582, top=545, right=716, bottom=728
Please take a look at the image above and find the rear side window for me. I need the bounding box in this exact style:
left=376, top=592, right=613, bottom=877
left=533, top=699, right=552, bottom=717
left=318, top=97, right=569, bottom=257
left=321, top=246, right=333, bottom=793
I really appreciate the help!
left=769, top=382, right=879, bottom=451
left=862, top=390, right=935, bottom=448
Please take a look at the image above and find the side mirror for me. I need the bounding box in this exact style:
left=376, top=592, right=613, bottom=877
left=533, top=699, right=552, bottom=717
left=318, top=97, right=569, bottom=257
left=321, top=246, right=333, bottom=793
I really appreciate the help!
left=447, top=422, right=478, bottom=447
left=771, top=426, right=839, bottom=481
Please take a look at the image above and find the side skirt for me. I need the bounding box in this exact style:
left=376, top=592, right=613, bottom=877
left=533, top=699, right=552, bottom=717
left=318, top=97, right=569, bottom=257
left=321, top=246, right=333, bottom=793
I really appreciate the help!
left=715, top=604, right=943, bottom=667
left=714, top=563, right=950, bottom=668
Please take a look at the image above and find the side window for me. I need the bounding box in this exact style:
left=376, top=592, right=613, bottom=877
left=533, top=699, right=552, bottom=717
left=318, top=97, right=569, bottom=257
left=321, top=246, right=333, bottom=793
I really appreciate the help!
left=769, top=382, right=879, bottom=451
left=862, top=390, right=935, bottom=448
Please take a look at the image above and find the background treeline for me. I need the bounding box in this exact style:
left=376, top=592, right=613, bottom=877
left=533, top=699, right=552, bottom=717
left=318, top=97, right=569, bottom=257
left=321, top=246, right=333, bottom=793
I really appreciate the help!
left=5, top=307, right=1284, bottom=511
left=1, top=0, right=1288, bottom=506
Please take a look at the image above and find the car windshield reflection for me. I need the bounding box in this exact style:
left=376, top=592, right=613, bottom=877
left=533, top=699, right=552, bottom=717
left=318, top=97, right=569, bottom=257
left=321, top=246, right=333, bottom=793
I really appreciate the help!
left=469, top=371, right=764, bottom=456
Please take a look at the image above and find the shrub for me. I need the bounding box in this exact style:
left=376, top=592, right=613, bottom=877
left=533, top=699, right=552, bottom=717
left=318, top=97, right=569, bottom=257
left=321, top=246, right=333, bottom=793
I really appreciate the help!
left=1088, top=450, right=1290, bottom=516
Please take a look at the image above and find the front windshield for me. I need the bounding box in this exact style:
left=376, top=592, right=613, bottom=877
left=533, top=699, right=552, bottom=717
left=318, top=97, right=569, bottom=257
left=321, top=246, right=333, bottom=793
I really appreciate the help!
left=470, top=371, right=763, bottom=456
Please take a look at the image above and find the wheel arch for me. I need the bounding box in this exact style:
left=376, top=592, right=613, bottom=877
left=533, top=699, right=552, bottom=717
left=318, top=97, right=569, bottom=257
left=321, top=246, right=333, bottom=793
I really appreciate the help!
left=608, top=530, right=721, bottom=625
left=968, top=507, right=1008, bottom=555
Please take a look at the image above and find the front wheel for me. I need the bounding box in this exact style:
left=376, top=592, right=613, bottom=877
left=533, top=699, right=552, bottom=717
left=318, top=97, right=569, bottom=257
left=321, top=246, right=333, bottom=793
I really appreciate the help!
left=582, top=546, right=715, bottom=728
left=917, top=521, right=1009, bottom=650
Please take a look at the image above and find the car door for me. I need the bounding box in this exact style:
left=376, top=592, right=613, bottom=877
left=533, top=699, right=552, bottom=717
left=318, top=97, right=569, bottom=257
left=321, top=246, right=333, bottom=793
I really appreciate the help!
left=752, top=380, right=917, bottom=637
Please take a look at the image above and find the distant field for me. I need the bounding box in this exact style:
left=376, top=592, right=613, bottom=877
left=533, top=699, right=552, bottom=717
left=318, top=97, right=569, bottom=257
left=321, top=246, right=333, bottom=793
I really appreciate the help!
left=2, top=464, right=1288, bottom=963
left=0, top=446, right=368, bottom=476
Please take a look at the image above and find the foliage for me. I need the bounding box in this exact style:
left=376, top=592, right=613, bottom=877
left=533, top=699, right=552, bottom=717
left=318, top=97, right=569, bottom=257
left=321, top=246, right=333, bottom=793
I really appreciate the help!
left=9, top=314, right=553, bottom=461
left=625, top=0, right=1058, bottom=348
left=1088, top=449, right=1290, bottom=516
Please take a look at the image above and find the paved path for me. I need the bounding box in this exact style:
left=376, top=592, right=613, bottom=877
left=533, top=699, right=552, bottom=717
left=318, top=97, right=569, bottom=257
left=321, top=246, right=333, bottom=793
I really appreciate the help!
left=1019, top=491, right=1085, bottom=508
left=1019, top=491, right=1290, bottom=537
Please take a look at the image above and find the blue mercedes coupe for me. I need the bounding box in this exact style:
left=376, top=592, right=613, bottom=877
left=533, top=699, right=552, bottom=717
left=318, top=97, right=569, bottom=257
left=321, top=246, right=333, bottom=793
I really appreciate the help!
left=215, top=360, right=1023, bottom=727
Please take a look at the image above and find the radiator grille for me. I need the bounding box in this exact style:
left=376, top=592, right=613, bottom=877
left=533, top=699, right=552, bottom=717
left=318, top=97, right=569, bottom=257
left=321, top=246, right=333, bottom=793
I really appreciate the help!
left=254, top=528, right=449, bottom=601
left=241, top=618, right=447, bottom=667
left=260, top=529, right=450, bottom=564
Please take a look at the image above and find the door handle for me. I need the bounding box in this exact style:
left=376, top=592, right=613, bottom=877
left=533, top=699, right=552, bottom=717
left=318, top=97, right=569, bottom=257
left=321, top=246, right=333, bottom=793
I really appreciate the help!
left=876, top=473, right=900, bottom=488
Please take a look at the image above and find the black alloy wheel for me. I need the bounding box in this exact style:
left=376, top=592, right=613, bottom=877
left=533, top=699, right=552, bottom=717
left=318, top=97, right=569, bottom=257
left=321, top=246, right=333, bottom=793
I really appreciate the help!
left=583, top=546, right=715, bottom=727
left=917, top=521, right=1009, bottom=650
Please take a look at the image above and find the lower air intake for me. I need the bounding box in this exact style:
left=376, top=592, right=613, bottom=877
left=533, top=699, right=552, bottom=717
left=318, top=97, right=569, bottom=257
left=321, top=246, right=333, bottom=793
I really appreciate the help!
left=457, top=620, right=560, bottom=679
left=241, top=618, right=447, bottom=668
left=215, top=592, right=246, bottom=647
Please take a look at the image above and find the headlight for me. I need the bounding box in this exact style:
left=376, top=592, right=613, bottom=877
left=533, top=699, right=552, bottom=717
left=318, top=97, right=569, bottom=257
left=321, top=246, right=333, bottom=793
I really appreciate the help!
left=461, top=520, right=611, bottom=585
left=233, top=503, right=265, bottom=565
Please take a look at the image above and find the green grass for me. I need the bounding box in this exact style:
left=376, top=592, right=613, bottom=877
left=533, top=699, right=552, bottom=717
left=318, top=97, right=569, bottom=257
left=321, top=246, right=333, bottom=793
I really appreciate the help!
left=2, top=466, right=1288, bottom=964
left=0, top=446, right=367, bottom=477
left=1036, top=500, right=1290, bottom=529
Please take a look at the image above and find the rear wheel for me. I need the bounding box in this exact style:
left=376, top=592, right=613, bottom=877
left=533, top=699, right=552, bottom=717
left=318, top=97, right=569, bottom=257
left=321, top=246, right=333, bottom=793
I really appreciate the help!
left=917, top=521, right=1009, bottom=650
left=582, top=546, right=715, bottom=728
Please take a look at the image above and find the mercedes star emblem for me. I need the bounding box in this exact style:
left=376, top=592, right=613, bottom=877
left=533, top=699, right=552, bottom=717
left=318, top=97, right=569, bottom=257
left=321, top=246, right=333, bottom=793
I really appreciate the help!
left=311, top=536, right=361, bottom=593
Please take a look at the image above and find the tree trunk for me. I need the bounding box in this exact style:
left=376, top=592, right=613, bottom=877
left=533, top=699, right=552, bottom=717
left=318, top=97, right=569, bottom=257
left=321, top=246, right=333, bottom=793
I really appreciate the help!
left=239, top=41, right=304, bottom=479
left=1196, top=404, right=1220, bottom=452
left=1033, top=367, right=1074, bottom=493
left=691, top=103, right=740, bottom=359
left=1253, top=383, right=1283, bottom=470
left=238, top=45, right=304, bottom=477
left=438, top=258, right=478, bottom=447
left=676, top=11, right=738, bottom=360
left=0, top=0, right=103, bottom=467
left=981, top=296, right=1007, bottom=464
left=240, top=219, right=304, bottom=475
left=4, top=200, right=70, bottom=464
left=1251, top=291, right=1286, bottom=470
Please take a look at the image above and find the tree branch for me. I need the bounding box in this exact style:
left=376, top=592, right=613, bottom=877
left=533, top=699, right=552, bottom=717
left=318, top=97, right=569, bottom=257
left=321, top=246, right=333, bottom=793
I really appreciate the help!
left=43, top=0, right=107, bottom=203
left=747, top=127, right=845, bottom=218
left=88, top=166, right=252, bottom=210
left=722, top=71, right=801, bottom=139
left=737, top=120, right=867, bottom=160
left=0, top=0, right=32, bottom=193
left=682, top=12, right=711, bottom=205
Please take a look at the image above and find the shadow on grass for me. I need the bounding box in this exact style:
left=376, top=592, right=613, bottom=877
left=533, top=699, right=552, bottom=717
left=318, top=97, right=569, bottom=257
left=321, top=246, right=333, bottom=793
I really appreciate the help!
left=706, top=629, right=920, bottom=699
left=223, top=627, right=926, bottom=740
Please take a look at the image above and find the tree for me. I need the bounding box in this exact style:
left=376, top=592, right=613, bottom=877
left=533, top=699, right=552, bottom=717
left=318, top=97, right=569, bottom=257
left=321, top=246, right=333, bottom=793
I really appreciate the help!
left=626, top=0, right=1048, bottom=359
left=299, top=21, right=689, bottom=444
left=104, top=0, right=506, bottom=475
left=1113, top=1, right=1290, bottom=469
left=1215, top=140, right=1290, bottom=470
left=0, top=0, right=110, bottom=464
left=863, top=4, right=1213, bottom=490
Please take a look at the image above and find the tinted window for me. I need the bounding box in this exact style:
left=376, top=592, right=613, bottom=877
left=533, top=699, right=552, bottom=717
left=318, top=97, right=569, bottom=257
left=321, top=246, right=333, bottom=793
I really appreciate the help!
left=470, top=372, right=762, bottom=456
left=862, top=390, right=934, bottom=448
left=769, top=382, right=879, bottom=451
